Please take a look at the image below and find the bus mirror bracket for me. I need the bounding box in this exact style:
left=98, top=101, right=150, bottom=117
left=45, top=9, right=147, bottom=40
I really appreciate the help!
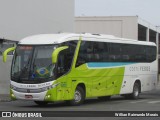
left=3, top=47, right=16, bottom=63
left=52, top=46, right=69, bottom=64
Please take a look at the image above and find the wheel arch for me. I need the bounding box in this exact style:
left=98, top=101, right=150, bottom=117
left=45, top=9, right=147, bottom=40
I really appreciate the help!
left=76, top=83, right=86, bottom=98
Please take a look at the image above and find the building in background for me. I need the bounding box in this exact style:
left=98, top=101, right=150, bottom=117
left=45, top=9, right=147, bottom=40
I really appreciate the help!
left=75, top=16, right=160, bottom=44
left=0, top=0, right=74, bottom=40
left=0, top=0, right=74, bottom=95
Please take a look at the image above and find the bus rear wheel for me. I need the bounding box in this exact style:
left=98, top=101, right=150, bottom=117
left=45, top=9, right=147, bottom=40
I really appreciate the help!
left=124, top=82, right=140, bottom=100
left=67, top=86, right=85, bottom=106
left=131, top=82, right=140, bottom=99
left=34, top=101, right=48, bottom=106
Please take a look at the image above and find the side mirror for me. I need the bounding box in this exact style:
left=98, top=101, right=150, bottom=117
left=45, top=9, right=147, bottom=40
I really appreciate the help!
left=52, top=46, right=68, bottom=64
left=3, top=47, right=16, bottom=62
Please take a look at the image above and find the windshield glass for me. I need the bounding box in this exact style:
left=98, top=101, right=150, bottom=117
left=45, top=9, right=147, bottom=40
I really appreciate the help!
left=11, top=45, right=57, bottom=84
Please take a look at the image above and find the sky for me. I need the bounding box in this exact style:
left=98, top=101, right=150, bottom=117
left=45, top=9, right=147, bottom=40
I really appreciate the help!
left=75, top=0, right=160, bottom=26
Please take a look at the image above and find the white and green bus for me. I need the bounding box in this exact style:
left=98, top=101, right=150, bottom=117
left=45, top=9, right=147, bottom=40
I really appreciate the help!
left=3, top=33, right=158, bottom=106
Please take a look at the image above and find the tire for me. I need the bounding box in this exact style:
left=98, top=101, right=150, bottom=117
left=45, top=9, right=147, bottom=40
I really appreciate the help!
left=67, top=86, right=85, bottom=106
left=124, top=82, right=140, bottom=100
left=34, top=101, right=48, bottom=106
left=98, top=96, right=111, bottom=101
left=131, top=82, right=140, bottom=99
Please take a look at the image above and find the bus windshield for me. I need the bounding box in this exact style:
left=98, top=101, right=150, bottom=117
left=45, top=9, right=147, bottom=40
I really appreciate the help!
left=11, top=45, right=57, bottom=84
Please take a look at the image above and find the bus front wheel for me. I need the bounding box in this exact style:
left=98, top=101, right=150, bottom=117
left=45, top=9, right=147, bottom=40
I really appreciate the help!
left=67, top=86, right=85, bottom=106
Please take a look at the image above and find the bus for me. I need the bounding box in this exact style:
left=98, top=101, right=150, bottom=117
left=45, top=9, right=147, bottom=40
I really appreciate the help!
left=3, top=33, right=158, bottom=106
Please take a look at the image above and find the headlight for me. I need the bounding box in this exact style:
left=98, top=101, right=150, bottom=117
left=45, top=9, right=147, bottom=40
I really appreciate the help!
left=10, top=84, right=17, bottom=90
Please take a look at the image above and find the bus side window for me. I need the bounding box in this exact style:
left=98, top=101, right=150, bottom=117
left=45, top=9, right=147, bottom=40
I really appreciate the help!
left=121, top=44, right=131, bottom=62
left=57, top=41, right=77, bottom=77
left=76, top=41, right=94, bottom=67
left=90, top=42, right=104, bottom=62
left=146, top=46, right=156, bottom=62
left=109, top=43, right=122, bottom=62
left=76, top=41, right=110, bottom=65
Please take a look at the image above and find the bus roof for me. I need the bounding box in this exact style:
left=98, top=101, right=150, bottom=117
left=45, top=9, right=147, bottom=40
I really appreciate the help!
left=18, top=33, right=156, bottom=46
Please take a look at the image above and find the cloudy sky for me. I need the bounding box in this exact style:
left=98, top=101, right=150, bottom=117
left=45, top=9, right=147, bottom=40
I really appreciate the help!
left=75, top=0, right=160, bottom=26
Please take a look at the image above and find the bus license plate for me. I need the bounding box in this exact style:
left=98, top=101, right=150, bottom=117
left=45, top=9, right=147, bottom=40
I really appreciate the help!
left=25, top=95, right=33, bottom=99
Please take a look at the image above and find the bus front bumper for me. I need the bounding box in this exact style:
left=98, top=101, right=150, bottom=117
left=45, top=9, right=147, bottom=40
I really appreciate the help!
left=11, top=89, right=48, bottom=101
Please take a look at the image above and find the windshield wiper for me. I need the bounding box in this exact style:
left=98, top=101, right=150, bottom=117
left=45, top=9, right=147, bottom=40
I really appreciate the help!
left=19, top=57, right=32, bottom=80
left=30, top=48, right=38, bottom=79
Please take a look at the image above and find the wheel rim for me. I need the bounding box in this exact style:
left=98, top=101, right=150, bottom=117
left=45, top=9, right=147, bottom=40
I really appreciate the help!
left=74, top=90, right=81, bottom=103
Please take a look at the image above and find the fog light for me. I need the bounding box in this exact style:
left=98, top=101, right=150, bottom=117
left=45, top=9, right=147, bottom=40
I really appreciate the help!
left=45, top=94, right=51, bottom=99
left=11, top=93, right=14, bottom=97
left=11, top=93, right=16, bottom=100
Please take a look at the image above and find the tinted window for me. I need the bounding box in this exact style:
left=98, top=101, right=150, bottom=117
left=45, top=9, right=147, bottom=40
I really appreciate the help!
left=76, top=41, right=157, bottom=67
left=146, top=46, right=157, bottom=62
left=56, top=41, right=77, bottom=77
left=76, top=41, right=93, bottom=67
left=76, top=41, right=108, bottom=67
left=109, top=43, right=122, bottom=62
